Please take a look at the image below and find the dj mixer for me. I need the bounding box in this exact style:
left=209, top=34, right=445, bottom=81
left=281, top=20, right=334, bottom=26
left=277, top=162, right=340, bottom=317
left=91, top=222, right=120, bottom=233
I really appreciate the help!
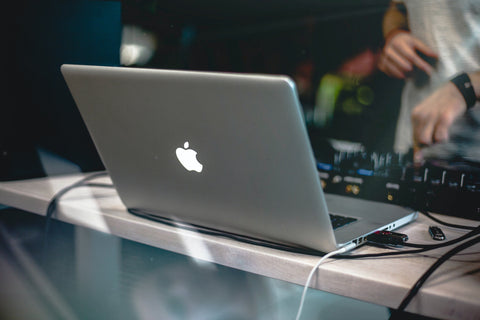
left=315, top=148, right=480, bottom=221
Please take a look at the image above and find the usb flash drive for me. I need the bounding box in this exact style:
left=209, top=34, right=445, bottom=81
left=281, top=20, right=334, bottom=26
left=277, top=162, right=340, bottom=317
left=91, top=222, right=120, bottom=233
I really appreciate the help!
left=429, top=226, right=446, bottom=241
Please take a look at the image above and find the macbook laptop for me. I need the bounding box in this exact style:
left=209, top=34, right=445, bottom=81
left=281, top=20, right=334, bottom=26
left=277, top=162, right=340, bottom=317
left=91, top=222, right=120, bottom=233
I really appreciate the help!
left=61, top=64, right=417, bottom=253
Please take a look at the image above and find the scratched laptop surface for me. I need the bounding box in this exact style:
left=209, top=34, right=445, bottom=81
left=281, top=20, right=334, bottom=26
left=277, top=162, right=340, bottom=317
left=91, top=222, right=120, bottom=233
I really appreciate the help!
left=61, top=64, right=417, bottom=252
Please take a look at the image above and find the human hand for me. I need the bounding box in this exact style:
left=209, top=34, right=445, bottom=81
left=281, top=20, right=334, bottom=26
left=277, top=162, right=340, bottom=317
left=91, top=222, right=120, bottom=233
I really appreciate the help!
left=378, top=31, right=438, bottom=79
left=410, top=82, right=467, bottom=162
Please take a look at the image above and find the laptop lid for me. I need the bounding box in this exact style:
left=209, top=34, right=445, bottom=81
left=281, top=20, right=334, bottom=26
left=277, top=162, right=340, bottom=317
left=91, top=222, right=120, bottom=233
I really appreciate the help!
left=61, top=64, right=416, bottom=252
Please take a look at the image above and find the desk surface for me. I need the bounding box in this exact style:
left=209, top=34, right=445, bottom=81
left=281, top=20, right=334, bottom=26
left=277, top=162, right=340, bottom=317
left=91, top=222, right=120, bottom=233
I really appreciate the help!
left=1, top=172, right=479, bottom=320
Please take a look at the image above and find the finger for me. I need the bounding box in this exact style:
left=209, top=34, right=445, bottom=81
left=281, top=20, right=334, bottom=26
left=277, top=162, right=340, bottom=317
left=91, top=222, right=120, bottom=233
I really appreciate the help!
left=400, top=44, right=435, bottom=75
left=380, top=54, right=406, bottom=79
left=410, top=52, right=434, bottom=75
left=415, top=121, right=435, bottom=145
left=433, top=111, right=456, bottom=143
left=413, top=144, right=424, bottom=165
left=412, top=111, right=436, bottom=146
left=385, top=63, right=406, bottom=79
left=433, top=124, right=450, bottom=143
left=385, top=48, right=413, bottom=73
left=413, top=38, right=439, bottom=59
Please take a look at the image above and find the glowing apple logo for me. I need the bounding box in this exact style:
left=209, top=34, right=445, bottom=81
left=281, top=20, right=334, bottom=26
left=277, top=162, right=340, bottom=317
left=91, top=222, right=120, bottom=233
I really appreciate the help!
left=175, top=141, right=203, bottom=173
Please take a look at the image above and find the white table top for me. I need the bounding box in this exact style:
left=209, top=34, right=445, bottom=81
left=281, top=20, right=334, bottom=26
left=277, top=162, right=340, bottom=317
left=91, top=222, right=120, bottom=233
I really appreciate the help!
left=1, top=172, right=479, bottom=320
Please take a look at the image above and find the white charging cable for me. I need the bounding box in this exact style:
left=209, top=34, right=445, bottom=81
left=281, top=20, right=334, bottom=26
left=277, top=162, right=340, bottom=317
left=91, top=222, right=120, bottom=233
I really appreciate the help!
left=295, top=242, right=357, bottom=320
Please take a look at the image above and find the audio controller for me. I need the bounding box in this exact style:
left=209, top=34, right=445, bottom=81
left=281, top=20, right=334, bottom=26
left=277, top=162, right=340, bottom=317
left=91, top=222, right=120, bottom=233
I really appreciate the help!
left=316, top=149, right=480, bottom=220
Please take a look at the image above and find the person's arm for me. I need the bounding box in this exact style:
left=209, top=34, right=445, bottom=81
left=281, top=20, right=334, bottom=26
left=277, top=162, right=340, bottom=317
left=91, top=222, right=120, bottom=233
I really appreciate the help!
left=382, top=1, right=408, bottom=40
left=378, top=1, right=438, bottom=79
left=411, top=70, right=480, bottom=161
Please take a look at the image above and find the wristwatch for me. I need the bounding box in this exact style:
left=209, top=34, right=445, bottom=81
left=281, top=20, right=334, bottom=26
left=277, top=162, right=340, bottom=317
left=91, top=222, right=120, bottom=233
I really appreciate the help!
left=450, top=73, right=477, bottom=109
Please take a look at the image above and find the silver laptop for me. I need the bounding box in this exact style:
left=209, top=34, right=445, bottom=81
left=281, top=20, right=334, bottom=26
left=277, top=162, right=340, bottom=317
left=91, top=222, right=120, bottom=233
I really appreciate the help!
left=61, top=64, right=417, bottom=253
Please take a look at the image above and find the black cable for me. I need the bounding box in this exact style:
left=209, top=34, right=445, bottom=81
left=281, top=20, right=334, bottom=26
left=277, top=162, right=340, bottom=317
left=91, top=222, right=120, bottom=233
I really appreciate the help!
left=336, top=225, right=480, bottom=259
left=420, top=211, right=477, bottom=231
left=44, top=172, right=111, bottom=234
left=396, top=235, right=480, bottom=312
left=128, top=208, right=327, bottom=256
left=354, top=210, right=480, bottom=251
left=42, top=172, right=111, bottom=264
left=347, top=213, right=480, bottom=257
left=400, top=243, right=430, bottom=248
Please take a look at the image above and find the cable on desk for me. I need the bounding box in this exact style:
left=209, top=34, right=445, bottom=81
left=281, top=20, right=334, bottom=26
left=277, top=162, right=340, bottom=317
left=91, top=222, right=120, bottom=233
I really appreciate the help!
left=394, top=235, right=480, bottom=313
left=336, top=225, right=480, bottom=259
left=361, top=212, right=480, bottom=251
left=128, top=208, right=329, bottom=256
left=44, top=171, right=112, bottom=234
left=43, top=172, right=113, bottom=262
left=398, top=242, right=433, bottom=248
left=420, top=211, right=477, bottom=231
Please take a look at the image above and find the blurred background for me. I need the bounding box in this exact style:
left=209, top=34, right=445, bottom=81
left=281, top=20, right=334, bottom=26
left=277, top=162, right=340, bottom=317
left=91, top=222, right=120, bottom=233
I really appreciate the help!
left=1, top=0, right=403, bottom=181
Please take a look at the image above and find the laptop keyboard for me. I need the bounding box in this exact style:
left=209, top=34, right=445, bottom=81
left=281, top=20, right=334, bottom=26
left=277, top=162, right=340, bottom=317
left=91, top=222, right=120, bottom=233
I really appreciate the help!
left=329, top=214, right=357, bottom=230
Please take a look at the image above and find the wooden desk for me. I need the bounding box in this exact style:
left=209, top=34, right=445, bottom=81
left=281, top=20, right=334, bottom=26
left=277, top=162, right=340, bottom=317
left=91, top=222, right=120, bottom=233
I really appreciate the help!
left=1, top=173, right=479, bottom=320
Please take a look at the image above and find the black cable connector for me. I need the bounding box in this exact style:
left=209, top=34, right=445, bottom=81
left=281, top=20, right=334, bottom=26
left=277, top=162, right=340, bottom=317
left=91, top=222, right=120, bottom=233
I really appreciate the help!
left=366, top=230, right=408, bottom=246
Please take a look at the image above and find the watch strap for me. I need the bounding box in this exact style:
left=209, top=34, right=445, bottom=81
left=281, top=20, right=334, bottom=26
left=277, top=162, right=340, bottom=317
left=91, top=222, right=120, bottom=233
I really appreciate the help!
left=450, top=73, right=477, bottom=109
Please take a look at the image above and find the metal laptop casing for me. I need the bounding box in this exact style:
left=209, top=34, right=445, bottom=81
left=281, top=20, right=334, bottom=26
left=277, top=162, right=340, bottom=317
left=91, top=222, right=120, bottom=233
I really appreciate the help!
left=61, top=64, right=416, bottom=252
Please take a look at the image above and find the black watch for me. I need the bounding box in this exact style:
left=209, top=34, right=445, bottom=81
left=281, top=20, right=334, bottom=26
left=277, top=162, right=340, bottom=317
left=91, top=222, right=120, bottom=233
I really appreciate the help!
left=450, top=73, right=477, bottom=109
